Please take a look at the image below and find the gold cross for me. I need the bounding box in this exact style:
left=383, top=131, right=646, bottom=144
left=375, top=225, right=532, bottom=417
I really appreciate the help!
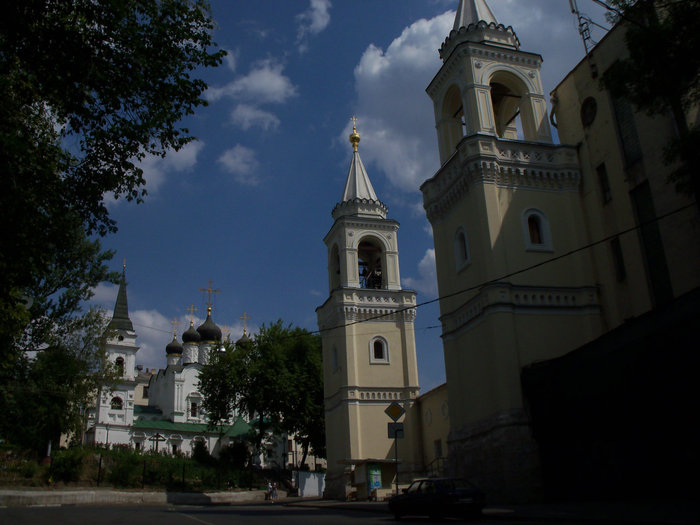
left=240, top=312, right=251, bottom=335
left=186, top=304, right=197, bottom=322
left=170, top=317, right=179, bottom=337
left=221, top=324, right=231, bottom=341
left=350, top=115, right=358, bottom=131
left=199, top=280, right=220, bottom=308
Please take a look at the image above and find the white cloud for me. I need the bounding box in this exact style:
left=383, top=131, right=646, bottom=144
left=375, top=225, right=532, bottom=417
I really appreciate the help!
left=139, top=141, right=204, bottom=193
left=207, top=59, right=298, bottom=104
left=349, top=11, right=453, bottom=193
left=403, top=249, right=438, bottom=298
left=296, top=0, right=332, bottom=53
left=223, top=48, right=238, bottom=72
left=231, top=104, right=280, bottom=131
left=218, top=144, right=261, bottom=185
left=90, top=282, right=119, bottom=306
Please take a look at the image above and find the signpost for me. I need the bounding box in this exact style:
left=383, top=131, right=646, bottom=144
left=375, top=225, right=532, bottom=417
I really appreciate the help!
left=385, top=402, right=406, bottom=495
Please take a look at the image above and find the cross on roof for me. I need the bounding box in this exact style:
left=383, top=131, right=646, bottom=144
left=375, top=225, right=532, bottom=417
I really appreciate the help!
left=221, top=324, right=231, bottom=340
left=199, top=280, right=220, bottom=309
left=186, top=304, right=197, bottom=323
left=170, top=317, right=179, bottom=337
left=350, top=115, right=358, bottom=131
left=240, top=312, right=251, bottom=335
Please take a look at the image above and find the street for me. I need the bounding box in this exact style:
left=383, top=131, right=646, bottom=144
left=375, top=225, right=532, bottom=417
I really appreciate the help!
left=0, top=502, right=601, bottom=525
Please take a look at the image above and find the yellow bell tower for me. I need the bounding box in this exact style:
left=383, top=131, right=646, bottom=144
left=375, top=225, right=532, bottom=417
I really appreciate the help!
left=317, top=120, right=421, bottom=500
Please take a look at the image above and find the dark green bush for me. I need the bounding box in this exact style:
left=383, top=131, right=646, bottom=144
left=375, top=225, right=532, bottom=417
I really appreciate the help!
left=50, top=448, right=87, bottom=483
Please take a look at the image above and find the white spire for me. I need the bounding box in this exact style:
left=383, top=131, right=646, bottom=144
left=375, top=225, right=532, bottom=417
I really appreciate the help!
left=453, top=0, right=498, bottom=30
left=341, top=150, right=378, bottom=202
left=332, top=118, right=387, bottom=220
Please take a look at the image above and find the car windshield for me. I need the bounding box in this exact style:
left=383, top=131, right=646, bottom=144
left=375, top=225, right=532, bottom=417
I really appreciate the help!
left=406, top=481, right=421, bottom=494
left=437, top=479, right=476, bottom=491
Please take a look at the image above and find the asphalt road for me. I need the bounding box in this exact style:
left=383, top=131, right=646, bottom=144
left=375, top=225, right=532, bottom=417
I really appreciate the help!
left=0, top=503, right=597, bottom=525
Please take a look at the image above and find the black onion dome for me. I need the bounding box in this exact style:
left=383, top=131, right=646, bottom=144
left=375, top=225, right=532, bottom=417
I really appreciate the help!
left=197, top=308, right=222, bottom=342
left=236, top=332, right=252, bottom=346
left=166, top=336, right=183, bottom=355
left=182, top=321, right=201, bottom=343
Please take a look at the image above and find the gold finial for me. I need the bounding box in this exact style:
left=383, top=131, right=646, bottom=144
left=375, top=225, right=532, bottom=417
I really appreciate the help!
left=349, top=116, right=360, bottom=152
left=186, top=304, right=197, bottom=323
left=170, top=317, right=179, bottom=338
left=240, top=312, right=251, bottom=336
left=199, top=280, right=220, bottom=309
left=122, top=258, right=127, bottom=271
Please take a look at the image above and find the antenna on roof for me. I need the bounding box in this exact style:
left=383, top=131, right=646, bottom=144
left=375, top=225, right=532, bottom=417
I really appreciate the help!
left=570, top=0, right=593, bottom=55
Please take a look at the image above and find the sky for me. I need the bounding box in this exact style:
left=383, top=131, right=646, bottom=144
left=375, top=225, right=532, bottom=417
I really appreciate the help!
left=91, top=0, right=611, bottom=392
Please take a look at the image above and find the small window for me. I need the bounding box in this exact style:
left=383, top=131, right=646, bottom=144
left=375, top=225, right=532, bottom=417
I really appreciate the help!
left=142, top=386, right=149, bottom=398
left=172, top=444, right=179, bottom=454
left=454, top=228, right=470, bottom=271
left=369, top=337, right=389, bottom=364
left=580, top=96, right=597, bottom=127
left=332, top=345, right=339, bottom=372
left=597, top=163, right=612, bottom=203
left=115, top=357, right=125, bottom=377
left=610, top=237, right=626, bottom=282
left=110, top=397, right=123, bottom=410
left=522, top=209, right=553, bottom=252
left=190, top=402, right=198, bottom=418
left=134, top=441, right=142, bottom=451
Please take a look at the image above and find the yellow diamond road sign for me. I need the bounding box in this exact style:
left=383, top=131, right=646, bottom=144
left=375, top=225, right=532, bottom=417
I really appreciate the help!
left=385, top=402, right=405, bottom=422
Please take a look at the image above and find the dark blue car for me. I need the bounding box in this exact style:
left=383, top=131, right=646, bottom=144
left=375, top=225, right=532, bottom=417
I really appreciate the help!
left=388, top=477, right=486, bottom=520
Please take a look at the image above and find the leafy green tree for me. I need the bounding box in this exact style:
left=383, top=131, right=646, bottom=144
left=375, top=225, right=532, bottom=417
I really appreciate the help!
left=599, top=0, right=700, bottom=206
left=0, top=308, right=117, bottom=455
left=200, top=321, right=326, bottom=466
left=0, top=0, right=225, bottom=366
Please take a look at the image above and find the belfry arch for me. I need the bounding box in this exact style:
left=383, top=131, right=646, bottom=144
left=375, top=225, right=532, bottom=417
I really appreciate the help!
left=357, top=236, right=385, bottom=289
left=439, top=84, right=466, bottom=155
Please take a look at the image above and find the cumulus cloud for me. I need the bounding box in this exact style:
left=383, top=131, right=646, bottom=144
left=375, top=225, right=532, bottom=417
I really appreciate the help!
left=296, top=0, right=332, bottom=53
left=218, top=144, right=261, bottom=185
left=403, top=249, right=438, bottom=298
left=231, top=104, right=280, bottom=131
left=348, top=11, right=453, bottom=193
left=138, top=141, right=204, bottom=193
left=207, top=59, right=298, bottom=104
left=223, top=48, right=238, bottom=72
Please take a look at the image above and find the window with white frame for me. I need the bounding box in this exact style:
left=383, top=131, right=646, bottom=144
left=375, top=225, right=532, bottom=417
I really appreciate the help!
left=369, top=336, right=389, bottom=364
left=522, top=208, right=553, bottom=252
left=110, top=396, right=123, bottom=410
left=453, top=227, right=470, bottom=271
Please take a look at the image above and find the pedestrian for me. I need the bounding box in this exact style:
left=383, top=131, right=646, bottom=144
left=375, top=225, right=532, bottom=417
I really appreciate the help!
left=267, top=481, right=272, bottom=501
left=272, top=481, right=278, bottom=502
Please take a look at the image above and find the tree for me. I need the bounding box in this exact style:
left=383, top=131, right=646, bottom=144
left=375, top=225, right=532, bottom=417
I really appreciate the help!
left=200, top=321, right=326, bottom=467
left=0, top=0, right=225, bottom=365
left=599, top=0, right=700, bottom=207
left=0, top=308, right=117, bottom=455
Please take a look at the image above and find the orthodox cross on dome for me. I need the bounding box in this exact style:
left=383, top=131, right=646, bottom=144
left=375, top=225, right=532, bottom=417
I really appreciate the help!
left=221, top=324, right=231, bottom=341
left=170, top=317, right=179, bottom=337
left=199, top=280, right=220, bottom=310
left=240, top=312, right=251, bottom=335
left=186, top=304, right=197, bottom=323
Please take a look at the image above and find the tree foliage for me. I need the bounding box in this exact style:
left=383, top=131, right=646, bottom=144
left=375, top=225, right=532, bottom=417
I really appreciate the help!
left=200, top=321, right=326, bottom=467
left=600, top=0, right=700, bottom=204
left=0, top=0, right=224, bottom=365
left=0, top=308, right=117, bottom=455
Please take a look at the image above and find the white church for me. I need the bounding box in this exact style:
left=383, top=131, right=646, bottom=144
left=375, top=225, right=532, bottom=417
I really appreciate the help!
left=85, top=273, right=258, bottom=459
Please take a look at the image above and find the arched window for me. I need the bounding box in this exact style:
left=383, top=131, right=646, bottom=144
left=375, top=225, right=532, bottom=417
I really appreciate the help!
left=329, top=244, right=341, bottom=290
left=369, top=336, right=389, bottom=364
left=110, top=397, right=123, bottom=410
left=454, top=227, right=470, bottom=271
left=440, top=84, right=466, bottom=154
left=115, top=357, right=124, bottom=377
left=358, top=239, right=383, bottom=289
left=522, top=209, right=553, bottom=251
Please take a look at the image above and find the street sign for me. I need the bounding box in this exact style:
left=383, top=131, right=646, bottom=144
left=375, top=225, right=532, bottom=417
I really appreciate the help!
left=385, top=401, right=405, bottom=422
left=388, top=422, right=404, bottom=439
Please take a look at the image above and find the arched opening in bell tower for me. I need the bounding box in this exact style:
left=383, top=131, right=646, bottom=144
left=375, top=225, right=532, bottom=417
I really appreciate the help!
left=440, top=84, right=466, bottom=154
left=489, top=71, right=529, bottom=141
left=358, top=238, right=383, bottom=289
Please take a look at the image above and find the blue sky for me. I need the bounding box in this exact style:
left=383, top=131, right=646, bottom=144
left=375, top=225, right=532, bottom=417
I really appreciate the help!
left=91, top=0, right=610, bottom=391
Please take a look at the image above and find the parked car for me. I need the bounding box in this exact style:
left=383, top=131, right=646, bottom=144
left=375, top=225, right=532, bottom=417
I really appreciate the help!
left=388, top=477, right=485, bottom=520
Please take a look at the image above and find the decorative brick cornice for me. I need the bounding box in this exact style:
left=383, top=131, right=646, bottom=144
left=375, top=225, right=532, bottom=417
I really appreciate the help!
left=440, top=282, right=600, bottom=341
left=317, top=288, right=417, bottom=330
left=421, top=135, right=580, bottom=223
